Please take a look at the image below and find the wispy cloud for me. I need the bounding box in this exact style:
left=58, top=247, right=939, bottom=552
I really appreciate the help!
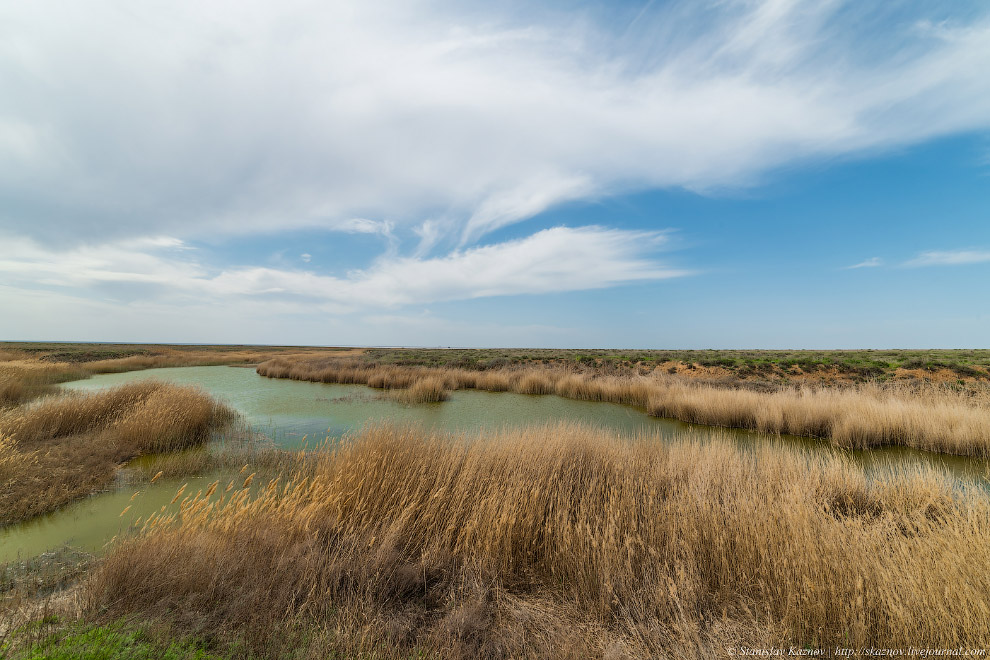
left=1, top=1, right=988, bottom=247
left=846, top=257, right=883, bottom=269
left=335, top=219, right=394, bottom=236
left=904, top=249, right=990, bottom=267
left=205, top=227, right=688, bottom=307
left=0, top=226, right=687, bottom=309
left=0, top=236, right=205, bottom=289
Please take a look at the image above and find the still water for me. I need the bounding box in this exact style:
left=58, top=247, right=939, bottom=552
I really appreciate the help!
left=2, top=366, right=986, bottom=562
left=61, top=365, right=682, bottom=445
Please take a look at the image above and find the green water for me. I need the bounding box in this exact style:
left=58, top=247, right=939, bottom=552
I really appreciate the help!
left=0, top=474, right=217, bottom=562
left=3, top=365, right=987, bottom=563
left=60, top=365, right=682, bottom=444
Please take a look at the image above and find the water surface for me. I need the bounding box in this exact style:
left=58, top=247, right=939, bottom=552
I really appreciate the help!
left=61, top=365, right=682, bottom=445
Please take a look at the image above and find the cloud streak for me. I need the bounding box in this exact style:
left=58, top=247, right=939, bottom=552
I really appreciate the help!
left=846, top=257, right=883, bottom=269
left=0, top=226, right=686, bottom=309
left=904, top=249, right=990, bottom=267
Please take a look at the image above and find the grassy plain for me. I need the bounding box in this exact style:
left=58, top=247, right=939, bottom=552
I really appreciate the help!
left=359, top=347, right=990, bottom=384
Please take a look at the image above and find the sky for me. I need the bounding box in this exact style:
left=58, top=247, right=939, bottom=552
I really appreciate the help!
left=1, top=0, right=989, bottom=348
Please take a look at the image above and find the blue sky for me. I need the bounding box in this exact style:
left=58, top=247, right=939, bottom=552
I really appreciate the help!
left=1, top=0, right=989, bottom=347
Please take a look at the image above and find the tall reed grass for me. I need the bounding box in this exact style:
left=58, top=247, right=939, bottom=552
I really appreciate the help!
left=0, top=382, right=235, bottom=524
left=0, top=433, right=34, bottom=497
left=81, top=350, right=278, bottom=374
left=0, top=363, right=90, bottom=407
left=392, top=376, right=450, bottom=403
left=257, top=358, right=990, bottom=456
left=87, top=423, right=990, bottom=658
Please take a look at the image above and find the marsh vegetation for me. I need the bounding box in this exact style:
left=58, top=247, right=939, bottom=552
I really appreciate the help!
left=258, top=356, right=990, bottom=456
left=4, top=344, right=990, bottom=658
left=0, top=381, right=235, bottom=525
left=82, top=424, right=990, bottom=658
left=358, top=347, right=990, bottom=383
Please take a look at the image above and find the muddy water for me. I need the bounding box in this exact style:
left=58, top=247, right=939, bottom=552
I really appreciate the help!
left=2, top=366, right=986, bottom=563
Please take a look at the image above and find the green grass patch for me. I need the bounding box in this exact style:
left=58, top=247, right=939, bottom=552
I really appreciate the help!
left=7, top=622, right=230, bottom=660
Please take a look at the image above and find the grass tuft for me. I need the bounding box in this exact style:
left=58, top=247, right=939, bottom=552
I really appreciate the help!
left=392, top=377, right=451, bottom=403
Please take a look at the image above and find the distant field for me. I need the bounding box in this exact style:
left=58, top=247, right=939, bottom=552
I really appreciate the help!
left=0, top=341, right=354, bottom=364
left=4, top=342, right=987, bottom=380
left=4, top=342, right=988, bottom=386
left=359, top=347, right=990, bottom=383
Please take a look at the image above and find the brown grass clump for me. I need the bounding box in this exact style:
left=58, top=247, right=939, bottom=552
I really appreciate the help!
left=645, top=379, right=990, bottom=455
left=392, top=377, right=451, bottom=404
left=0, top=382, right=235, bottom=525
left=0, top=378, right=27, bottom=408
left=86, top=423, right=990, bottom=658
left=0, top=363, right=90, bottom=408
left=81, top=351, right=268, bottom=374
left=258, top=358, right=990, bottom=456
left=0, top=434, right=35, bottom=497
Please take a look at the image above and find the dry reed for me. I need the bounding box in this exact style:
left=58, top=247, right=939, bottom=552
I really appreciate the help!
left=86, top=423, right=990, bottom=658
left=0, top=382, right=235, bottom=525
left=392, top=376, right=451, bottom=403
left=0, top=363, right=90, bottom=407
left=258, top=358, right=990, bottom=456
left=82, top=350, right=273, bottom=374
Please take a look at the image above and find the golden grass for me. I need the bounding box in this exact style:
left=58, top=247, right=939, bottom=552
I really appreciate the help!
left=0, top=382, right=235, bottom=525
left=391, top=376, right=451, bottom=403
left=81, top=349, right=278, bottom=374
left=0, top=434, right=35, bottom=498
left=258, top=358, right=990, bottom=456
left=0, top=363, right=90, bottom=408
left=86, top=423, right=990, bottom=658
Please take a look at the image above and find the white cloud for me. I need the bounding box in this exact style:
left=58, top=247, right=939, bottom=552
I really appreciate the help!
left=205, top=226, right=687, bottom=306
left=0, top=281, right=583, bottom=347
left=412, top=220, right=444, bottom=257
left=846, top=257, right=883, bottom=269
left=0, top=236, right=203, bottom=288
left=0, top=226, right=686, bottom=309
left=300, top=253, right=312, bottom=263
left=335, top=219, right=394, bottom=236
left=904, top=249, right=990, bottom=267
left=461, top=174, right=594, bottom=245
left=0, top=1, right=988, bottom=246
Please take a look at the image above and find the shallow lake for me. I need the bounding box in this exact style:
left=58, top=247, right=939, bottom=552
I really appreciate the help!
left=2, top=366, right=987, bottom=562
